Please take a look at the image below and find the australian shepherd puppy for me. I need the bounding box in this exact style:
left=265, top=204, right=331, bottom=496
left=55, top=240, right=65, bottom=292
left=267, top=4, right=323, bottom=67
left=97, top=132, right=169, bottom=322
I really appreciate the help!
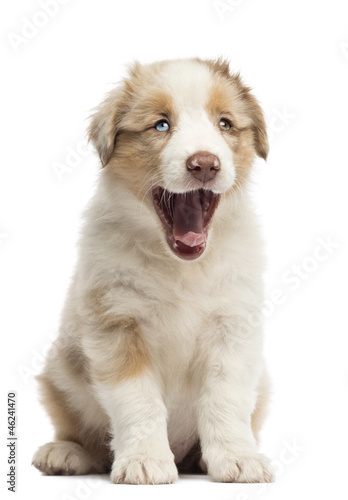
left=32, top=58, right=274, bottom=484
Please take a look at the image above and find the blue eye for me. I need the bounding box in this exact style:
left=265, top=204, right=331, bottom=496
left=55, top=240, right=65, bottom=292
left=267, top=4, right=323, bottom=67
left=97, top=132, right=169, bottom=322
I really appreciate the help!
left=155, top=120, right=170, bottom=132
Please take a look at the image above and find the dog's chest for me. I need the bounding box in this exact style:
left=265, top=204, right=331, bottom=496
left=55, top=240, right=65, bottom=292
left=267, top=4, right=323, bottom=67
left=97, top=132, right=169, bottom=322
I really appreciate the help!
left=126, top=257, right=233, bottom=364
left=142, top=295, right=204, bottom=371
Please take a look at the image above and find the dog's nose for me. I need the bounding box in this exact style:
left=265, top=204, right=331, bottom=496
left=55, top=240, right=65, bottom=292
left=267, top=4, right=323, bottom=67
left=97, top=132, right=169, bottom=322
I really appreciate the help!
left=186, top=151, right=220, bottom=183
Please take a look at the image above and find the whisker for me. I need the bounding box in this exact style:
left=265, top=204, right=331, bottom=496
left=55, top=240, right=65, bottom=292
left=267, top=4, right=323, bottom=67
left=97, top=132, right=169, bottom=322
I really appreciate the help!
left=138, top=167, right=161, bottom=195
left=138, top=172, right=163, bottom=213
left=140, top=173, right=162, bottom=201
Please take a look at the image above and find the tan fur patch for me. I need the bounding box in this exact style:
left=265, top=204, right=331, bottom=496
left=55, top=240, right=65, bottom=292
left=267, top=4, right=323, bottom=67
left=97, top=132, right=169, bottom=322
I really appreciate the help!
left=37, top=374, right=81, bottom=442
left=60, top=338, right=89, bottom=380
left=108, top=129, right=168, bottom=202
left=86, top=312, right=152, bottom=385
left=85, top=288, right=118, bottom=330
left=108, top=86, right=176, bottom=200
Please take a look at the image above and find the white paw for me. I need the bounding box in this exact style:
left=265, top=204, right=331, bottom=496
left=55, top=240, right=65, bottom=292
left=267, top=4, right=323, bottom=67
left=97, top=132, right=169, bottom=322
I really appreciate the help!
left=111, top=456, right=178, bottom=484
left=32, top=441, right=94, bottom=475
left=208, top=453, right=274, bottom=483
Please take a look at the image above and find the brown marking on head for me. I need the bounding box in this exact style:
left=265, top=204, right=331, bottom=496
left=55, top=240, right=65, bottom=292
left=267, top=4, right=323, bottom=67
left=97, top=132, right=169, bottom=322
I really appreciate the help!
left=88, top=63, right=176, bottom=201
left=204, top=59, right=268, bottom=184
left=203, top=58, right=269, bottom=162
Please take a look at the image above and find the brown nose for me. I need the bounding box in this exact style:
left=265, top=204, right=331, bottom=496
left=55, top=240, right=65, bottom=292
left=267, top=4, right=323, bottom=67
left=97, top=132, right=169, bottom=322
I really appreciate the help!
left=186, top=151, right=220, bottom=184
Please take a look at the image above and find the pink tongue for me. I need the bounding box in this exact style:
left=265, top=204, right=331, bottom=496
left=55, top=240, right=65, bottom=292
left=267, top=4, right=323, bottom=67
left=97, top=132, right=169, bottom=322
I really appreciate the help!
left=175, top=231, right=206, bottom=247
left=172, top=192, right=206, bottom=248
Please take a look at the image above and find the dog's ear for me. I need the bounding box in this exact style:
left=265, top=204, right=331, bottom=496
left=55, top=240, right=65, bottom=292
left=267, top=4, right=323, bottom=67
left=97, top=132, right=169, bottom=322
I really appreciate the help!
left=244, top=91, right=269, bottom=161
left=88, top=85, right=126, bottom=167
left=234, top=76, right=269, bottom=161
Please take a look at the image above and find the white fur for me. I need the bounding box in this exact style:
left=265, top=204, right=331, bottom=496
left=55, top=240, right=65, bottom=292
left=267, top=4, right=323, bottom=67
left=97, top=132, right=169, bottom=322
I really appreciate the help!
left=94, top=375, right=178, bottom=484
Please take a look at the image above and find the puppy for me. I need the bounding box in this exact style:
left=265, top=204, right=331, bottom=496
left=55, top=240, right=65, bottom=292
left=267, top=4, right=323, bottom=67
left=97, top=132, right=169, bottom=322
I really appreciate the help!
left=32, top=58, right=274, bottom=484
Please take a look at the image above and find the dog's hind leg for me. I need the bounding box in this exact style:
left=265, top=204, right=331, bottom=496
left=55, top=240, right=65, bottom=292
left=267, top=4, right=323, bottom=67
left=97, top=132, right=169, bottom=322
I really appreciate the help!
left=251, top=368, right=272, bottom=444
left=32, top=375, right=111, bottom=475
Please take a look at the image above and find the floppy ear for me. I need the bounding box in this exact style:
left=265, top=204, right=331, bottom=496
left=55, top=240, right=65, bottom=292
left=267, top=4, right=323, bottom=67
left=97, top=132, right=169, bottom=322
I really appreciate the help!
left=238, top=84, right=269, bottom=161
left=227, top=71, right=269, bottom=161
left=246, top=92, right=269, bottom=161
left=88, top=85, right=126, bottom=167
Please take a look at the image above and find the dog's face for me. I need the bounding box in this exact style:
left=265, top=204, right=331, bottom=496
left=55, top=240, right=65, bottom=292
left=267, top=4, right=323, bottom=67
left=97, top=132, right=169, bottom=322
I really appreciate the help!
left=89, top=58, right=268, bottom=261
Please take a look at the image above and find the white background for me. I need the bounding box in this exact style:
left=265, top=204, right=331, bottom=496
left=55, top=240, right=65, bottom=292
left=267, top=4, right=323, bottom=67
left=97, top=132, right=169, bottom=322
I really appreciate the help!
left=1, top=0, right=348, bottom=499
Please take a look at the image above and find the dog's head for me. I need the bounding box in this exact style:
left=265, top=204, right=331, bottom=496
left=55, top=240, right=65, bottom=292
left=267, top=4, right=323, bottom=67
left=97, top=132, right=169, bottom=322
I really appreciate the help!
left=89, top=58, right=268, bottom=261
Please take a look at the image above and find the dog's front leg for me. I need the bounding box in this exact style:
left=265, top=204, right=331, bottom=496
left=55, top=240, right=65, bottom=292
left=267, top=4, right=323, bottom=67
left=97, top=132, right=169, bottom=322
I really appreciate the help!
left=196, top=325, right=274, bottom=483
left=98, top=375, right=177, bottom=484
left=83, top=319, right=177, bottom=485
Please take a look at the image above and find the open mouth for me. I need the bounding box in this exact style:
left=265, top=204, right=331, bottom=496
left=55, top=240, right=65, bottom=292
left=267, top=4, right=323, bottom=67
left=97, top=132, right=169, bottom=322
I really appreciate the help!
left=152, top=187, right=220, bottom=260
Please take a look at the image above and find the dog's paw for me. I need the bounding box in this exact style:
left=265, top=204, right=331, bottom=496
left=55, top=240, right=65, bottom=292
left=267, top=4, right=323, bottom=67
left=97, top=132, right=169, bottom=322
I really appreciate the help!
left=32, top=441, right=94, bottom=475
left=208, top=453, right=274, bottom=483
left=111, top=456, right=178, bottom=484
